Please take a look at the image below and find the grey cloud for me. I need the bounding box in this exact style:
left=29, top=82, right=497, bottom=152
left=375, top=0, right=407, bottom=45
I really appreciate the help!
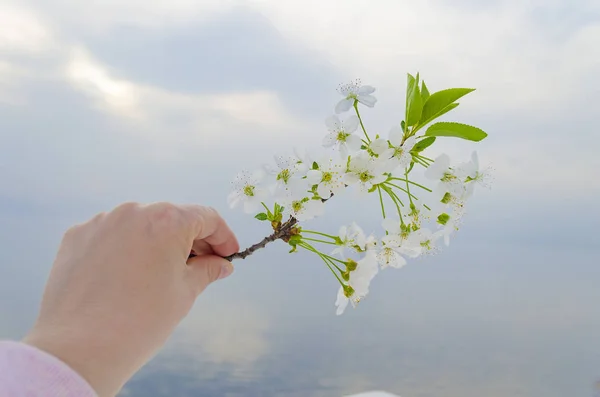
left=56, top=6, right=341, bottom=117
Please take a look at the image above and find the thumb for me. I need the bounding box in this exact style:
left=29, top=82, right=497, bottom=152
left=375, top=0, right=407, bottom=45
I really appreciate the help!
left=186, top=254, right=234, bottom=295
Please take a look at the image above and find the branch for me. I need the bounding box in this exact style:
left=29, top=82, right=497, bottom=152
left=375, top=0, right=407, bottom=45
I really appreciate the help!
left=224, top=217, right=298, bottom=261
left=196, top=193, right=333, bottom=262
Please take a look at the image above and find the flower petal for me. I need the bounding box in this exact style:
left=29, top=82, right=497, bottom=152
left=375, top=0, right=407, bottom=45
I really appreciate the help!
left=325, top=115, right=341, bottom=132
left=335, top=287, right=349, bottom=315
left=346, top=134, right=362, bottom=151
left=306, top=169, right=322, bottom=185
left=358, top=94, right=377, bottom=107
left=317, top=182, right=330, bottom=198
left=335, top=98, right=354, bottom=114
left=370, top=138, right=389, bottom=155
left=358, top=85, right=376, bottom=95
left=243, top=199, right=260, bottom=214
left=343, top=115, right=360, bottom=133
left=322, top=133, right=338, bottom=147
left=371, top=173, right=388, bottom=185
left=388, top=126, right=403, bottom=146
left=344, top=173, right=360, bottom=185
left=227, top=191, right=241, bottom=208
left=403, top=136, right=417, bottom=151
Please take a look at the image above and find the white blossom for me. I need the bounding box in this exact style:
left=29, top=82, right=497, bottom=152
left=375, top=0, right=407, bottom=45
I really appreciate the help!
left=344, top=152, right=388, bottom=193
left=289, top=198, right=325, bottom=221
left=382, top=127, right=416, bottom=172
left=335, top=80, right=377, bottom=114
left=323, top=115, right=362, bottom=158
left=227, top=170, right=269, bottom=214
left=426, top=153, right=468, bottom=206
left=331, top=222, right=376, bottom=258
left=335, top=252, right=379, bottom=315
left=306, top=156, right=346, bottom=200
left=455, top=151, right=493, bottom=198
left=380, top=218, right=422, bottom=260
left=365, top=138, right=389, bottom=157
left=407, top=228, right=442, bottom=256
left=264, top=154, right=310, bottom=202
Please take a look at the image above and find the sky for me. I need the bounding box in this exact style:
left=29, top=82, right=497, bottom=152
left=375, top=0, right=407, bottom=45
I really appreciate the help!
left=1, top=0, right=599, bottom=396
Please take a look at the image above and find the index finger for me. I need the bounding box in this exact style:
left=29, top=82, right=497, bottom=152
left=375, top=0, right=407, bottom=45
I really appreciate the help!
left=181, top=205, right=240, bottom=257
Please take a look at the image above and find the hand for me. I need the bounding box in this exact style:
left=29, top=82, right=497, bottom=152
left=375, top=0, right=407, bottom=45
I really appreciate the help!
left=23, top=202, right=239, bottom=397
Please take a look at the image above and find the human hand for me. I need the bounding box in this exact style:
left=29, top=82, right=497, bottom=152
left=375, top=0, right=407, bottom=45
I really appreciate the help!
left=23, top=202, right=239, bottom=397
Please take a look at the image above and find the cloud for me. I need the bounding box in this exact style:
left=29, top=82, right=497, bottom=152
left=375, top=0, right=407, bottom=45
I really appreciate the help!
left=0, top=5, right=54, bottom=53
left=166, top=302, right=270, bottom=369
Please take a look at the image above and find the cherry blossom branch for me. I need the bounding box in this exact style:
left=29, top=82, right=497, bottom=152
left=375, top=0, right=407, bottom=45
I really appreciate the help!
left=222, top=193, right=335, bottom=261
left=223, top=217, right=299, bottom=261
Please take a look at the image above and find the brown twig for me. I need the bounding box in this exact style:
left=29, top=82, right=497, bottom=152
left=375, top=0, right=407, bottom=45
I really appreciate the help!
left=215, top=193, right=333, bottom=262
left=223, top=217, right=298, bottom=261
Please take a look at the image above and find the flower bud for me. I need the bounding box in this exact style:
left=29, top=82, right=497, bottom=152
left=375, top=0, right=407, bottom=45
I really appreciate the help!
left=346, top=259, right=358, bottom=271
left=437, top=213, right=450, bottom=225
left=441, top=192, right=452, bottom=204
left=341, top=271, right=350, bottom=281
left=343, top=284, right=355, bottom=298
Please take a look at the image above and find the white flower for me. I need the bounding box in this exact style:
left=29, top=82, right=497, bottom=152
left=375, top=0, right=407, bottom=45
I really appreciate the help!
left=382, top=127, right=416, bottom=172
left=344, top=152, right=388, bottom=193
left=331, top=222, right=375, bottom=257
left=376, top=237, right=408, bottom=269
left=264, top=154, right=309, bottom=202
left=306, top=156, right=346, bottom=199
left=323, top=115, right=362, bottom=158
left=331, top=224, right=357, bottom=257
left=365, top=138, right=389, bottom=157
left=354, top=229, right=377, bottom=252
left=426, top=153, right=467, bottom=203
left=438, top=215, right=460, bottom=247
left=289, top=198, right=325, bottom=221
left=455, top=151, right=493, bottom=198
left=407, top=228, right=442, bottom=256
left=227, top=170, right=269, bottom=214
left=380, top=218, right=422, bottom=259
left=335, top=79, right=377, bottom=114
left=335, top=252, right=379, bottom=315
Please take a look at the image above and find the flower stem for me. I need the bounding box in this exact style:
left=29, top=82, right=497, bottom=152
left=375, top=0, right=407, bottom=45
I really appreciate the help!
left=354, top=101, right=371, bottom=143
left=302, top=230, right=338, bottom=240
left=384, top=182, right=419, bottom=201
left=389, top=178, right=432, bottom=192
left=382, top=185, right=405, bottom=224
left=404, top=169, right=414, bottom=206
left=301, top=237, right=337, bottom=245
left=377, top=186, right=386, bottom=219
left=299, top=243, right=345, bottom=284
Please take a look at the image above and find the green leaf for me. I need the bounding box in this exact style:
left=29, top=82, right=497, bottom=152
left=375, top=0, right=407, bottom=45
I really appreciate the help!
left=419, top=88, right=475, bottom=127
left=421, top=81, right=430, bottom=103
left=400, top=120, right=406, bottom=131
left=254, top=213, right=268, bottom=221
left=425, top=122, right=488, bottom=142
left=412, top=136, right=436, bottom=152
left=406, top=161, right=415, bottom=174
left=312, top=161, right=319, bottom=170
left=405, top=73, right=423, bottom=127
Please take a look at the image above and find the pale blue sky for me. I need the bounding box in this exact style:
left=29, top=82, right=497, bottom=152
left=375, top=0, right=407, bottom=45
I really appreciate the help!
left=1, top=0, right=599, bottom=396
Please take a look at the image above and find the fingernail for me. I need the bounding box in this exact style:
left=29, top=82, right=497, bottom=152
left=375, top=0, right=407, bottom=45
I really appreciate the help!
left=218, top=261, right=234, bottom=280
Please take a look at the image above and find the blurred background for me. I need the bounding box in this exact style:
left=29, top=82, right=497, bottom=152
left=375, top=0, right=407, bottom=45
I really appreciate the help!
left=1, top=0, right=599, bottom=396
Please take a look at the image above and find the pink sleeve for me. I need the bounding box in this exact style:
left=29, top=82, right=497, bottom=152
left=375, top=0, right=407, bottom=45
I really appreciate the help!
left=0, top=340, right=97, bottom=397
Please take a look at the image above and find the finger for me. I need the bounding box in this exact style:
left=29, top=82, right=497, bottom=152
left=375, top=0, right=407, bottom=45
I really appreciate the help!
left=181, top=205, right=240, bottom=257
left=191, top=240, right=213, bottom=256
left=186, top=254, right=234, bottom=295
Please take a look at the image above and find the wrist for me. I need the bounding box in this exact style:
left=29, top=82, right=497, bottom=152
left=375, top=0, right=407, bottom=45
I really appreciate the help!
left=23, top=327, right=129, bottom=397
